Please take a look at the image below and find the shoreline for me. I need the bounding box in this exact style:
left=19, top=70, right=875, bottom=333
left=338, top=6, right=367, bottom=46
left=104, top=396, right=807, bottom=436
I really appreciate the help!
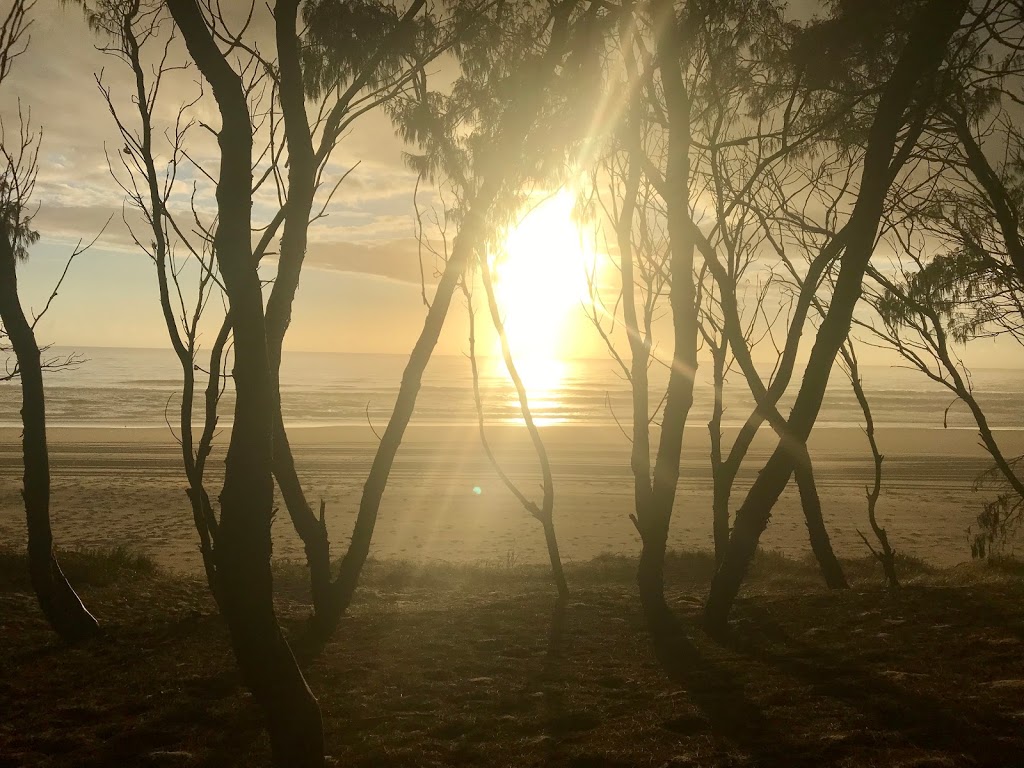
left=4, top=422, right=1022, bottom=449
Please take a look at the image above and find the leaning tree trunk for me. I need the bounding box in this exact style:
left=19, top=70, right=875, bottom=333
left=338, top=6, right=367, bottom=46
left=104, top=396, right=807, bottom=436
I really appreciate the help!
left=704, top=0, right=965, bottom=632
left=265, top=0, right=431, bottom=626
left=322, top=209, right=491, bottom=637
left=793, top=444, right=848, bottom=589
left=0, top=234, right=98, bottom=642
left=312, top=12, right=576, bottom=635
left=167, top=2, right=324, bottom=764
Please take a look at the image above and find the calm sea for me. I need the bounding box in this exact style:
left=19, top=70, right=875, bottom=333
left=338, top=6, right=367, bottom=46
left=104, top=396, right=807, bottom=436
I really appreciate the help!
left=0, top=345, right=1021, bottom=431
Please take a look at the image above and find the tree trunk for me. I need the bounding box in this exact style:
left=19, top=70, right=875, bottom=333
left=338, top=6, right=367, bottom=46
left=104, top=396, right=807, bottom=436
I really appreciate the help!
left=842, top=345, right=899, bottom=590
left=640, top=0, right=700, bottom=627
left=708, top=341, right=729, bottom=566
left=0, top=236, right=98, bottom=642
left=542, top=516, right=569, bottom=600
left=704, top=0, right=966, bottom=632
left=323, top=213, right=486, bottom=635
left=711, top=473, right=730, bottom=567
left=167, top=2, right=323, bottom=764
left=262, top=0, right=334, bottom=624
left=793, top=444, right=848, bottom=589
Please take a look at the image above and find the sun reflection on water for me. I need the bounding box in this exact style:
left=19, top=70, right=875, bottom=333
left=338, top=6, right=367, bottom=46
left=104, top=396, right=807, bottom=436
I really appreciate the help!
left=489, top=188, right=595, bottom=424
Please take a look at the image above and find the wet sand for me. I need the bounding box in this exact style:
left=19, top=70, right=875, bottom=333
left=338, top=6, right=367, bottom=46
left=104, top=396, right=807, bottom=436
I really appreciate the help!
left=1, top=424, right=1020, bottom=573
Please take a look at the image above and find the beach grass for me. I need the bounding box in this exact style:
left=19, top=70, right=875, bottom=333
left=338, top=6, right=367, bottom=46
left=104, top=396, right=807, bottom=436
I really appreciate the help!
left=3, top=546, right=1024, bottom=767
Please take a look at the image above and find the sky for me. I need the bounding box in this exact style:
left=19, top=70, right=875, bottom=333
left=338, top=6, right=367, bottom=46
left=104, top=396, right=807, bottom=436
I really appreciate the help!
left=3, top=0, right=1022, bottom=373
left=6, top=2, right=483, bottom=357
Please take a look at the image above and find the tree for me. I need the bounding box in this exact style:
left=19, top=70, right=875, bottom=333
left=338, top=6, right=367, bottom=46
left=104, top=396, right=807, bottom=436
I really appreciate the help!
left=704, top=0, right=968, bottom=632
left=299, top=0, right=605, bottom=637
left=0, top=0, right=100, bottom=642
left=84, top=0, right=452, bottom=630
left=165, top=1, right=323, bottom=763
left=840, top=342, right=899, bottom=589
left=585, top=0, right=851, bottom=624
left=270, top=0, right=448, bottom=627
left=463, top=271, right=569, bottom=599
left=859, top=0, right=1024, bottom=557
left=89, top=0, right=230, bottom=598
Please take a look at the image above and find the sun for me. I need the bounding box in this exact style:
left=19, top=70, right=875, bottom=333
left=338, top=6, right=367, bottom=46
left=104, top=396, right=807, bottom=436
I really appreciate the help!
left=489, top=188, right=595, bottom=403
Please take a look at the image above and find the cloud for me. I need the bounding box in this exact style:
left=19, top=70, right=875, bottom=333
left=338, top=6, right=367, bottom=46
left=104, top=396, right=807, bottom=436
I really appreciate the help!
left=303, top=238, right=446, bottom=286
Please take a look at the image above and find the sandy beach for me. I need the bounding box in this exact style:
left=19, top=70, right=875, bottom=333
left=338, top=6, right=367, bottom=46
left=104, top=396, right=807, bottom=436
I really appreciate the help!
left=1, top=424, right=1020, bottom=574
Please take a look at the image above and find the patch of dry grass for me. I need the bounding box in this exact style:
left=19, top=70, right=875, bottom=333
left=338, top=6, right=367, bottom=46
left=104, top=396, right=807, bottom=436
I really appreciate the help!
left=2, top=547, right=1024, bottom=767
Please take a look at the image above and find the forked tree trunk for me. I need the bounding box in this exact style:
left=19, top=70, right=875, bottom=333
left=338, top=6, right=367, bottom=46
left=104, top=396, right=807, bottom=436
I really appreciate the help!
left=700, top=241, right=849, bottom=584
left=704, top=0, right=965, bottom=632
left=793, top=444, right=848, bottom=589
left=309, top=6, right=579, bottom=635
left=0, top=237, right=99, bottom=642
left=265, top=0, right=429, bottom=624
left=167, top=2, right=323, bottom=764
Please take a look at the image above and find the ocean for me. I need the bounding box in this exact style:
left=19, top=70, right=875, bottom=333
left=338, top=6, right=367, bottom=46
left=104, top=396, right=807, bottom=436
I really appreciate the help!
left=0, top=345, right=1021, bottom=433
left=2, top=345, right=1023, bottom=569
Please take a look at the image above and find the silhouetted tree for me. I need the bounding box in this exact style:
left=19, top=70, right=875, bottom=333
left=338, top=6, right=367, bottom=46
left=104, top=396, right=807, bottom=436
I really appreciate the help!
left=855, top=0, right=1024, bottom=557
left=164, top=0, right=323, bottom=763
left=839, top=342, right=899, bottom=589
left=861, top=261, right=1024, bottom=558
left=585, top=0, right=851, bottom=623
left=463, top=277, right=568, bottom=599
left=270, top=0, right=449, bottom=628
left=82, top=0, right=452, bottom=629
left=303, top=0, right=605, bottom=637
left=87, top=0, right=229, bottom=599
left=0, top=0, right=100, bottom=642
left=704, top=0, right=968, bottom=632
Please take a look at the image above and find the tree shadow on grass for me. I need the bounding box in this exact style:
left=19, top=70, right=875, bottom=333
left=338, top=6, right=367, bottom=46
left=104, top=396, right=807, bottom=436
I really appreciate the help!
left=540, top=600, right=602, bottom=743
left=720, top=603, right=1024, bottom=767
left=647, top=615, right=808, bottom=766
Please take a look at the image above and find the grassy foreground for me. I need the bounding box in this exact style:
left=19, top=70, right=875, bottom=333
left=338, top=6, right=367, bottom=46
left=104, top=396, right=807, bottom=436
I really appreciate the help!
left=2, top=548, right=1024, bottom=767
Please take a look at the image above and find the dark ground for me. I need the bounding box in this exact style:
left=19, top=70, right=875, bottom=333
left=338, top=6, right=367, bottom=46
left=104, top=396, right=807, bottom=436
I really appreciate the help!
left=2, top=549, right=1024, bottom=767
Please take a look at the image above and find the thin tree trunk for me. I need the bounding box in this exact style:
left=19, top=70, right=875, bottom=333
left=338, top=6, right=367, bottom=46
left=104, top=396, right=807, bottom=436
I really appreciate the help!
left=464, top=284, right=568, bottom=598
left=323, top=210, right=489, bottom=633
left=167, top=2, right=323, bottom=764
left=0, top=237, right=98, bottom=642
left=640, top=0, right=700, bottom=627
left=265, top=0, right=431, bottom=623
left=708, top=343, right=729, bottom=565
left=843, top=345, right=898, bottom=589
left=704, top=0, right=965, bottom=632
left=478, top=253, right=568, bottom=600
left=111, top=2, right=222, bottom=601
left=263, top=0, right=333, bottom=623
left=613, top=42, right=657, bottom=611
left=793, top=444, right=848, bottom=589
left=314, top=4, right=579, bottom=633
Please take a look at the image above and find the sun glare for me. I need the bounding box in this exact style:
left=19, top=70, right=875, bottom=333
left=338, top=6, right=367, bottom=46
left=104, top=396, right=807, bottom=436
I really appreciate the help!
left=489, top=188, right=595, bottom=414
